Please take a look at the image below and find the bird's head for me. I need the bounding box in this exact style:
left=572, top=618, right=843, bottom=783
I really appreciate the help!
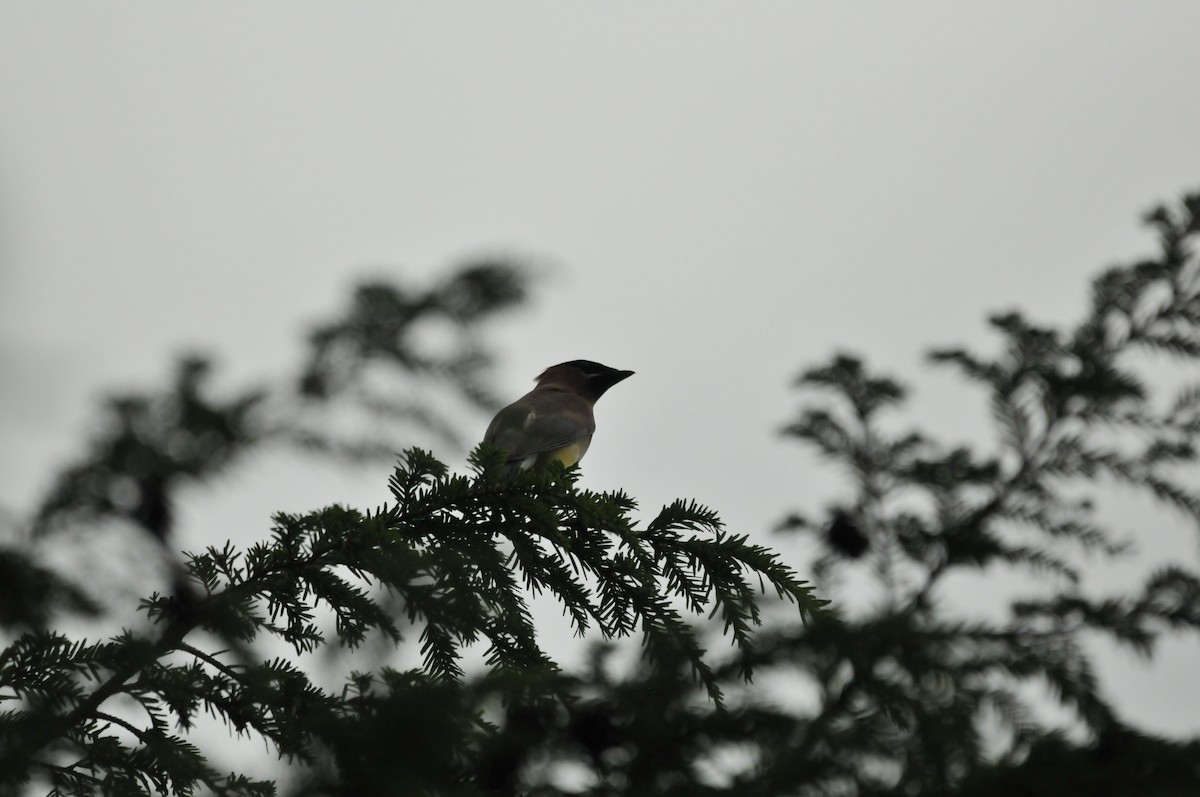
left=536, top=360, right=634, bottom=402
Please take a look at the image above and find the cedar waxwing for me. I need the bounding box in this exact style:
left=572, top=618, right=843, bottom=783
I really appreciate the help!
left=484, top=360, right=634, bottom=476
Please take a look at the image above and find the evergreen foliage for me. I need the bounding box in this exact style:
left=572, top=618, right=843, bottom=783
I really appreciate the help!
left=1, top=451, right=818, bottom=795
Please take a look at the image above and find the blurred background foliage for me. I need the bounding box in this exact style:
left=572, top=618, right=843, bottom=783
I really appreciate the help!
left=3, top=193, right=1200, bottom=795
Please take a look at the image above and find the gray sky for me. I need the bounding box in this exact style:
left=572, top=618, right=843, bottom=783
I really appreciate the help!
left=2, top=1, right=1199, bottom=750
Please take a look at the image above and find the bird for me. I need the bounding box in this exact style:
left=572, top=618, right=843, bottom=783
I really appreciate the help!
left=483, top=360, right=634, bottom=476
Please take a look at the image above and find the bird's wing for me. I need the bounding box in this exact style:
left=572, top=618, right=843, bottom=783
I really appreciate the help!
left=484, top=393, right=595, bottom=461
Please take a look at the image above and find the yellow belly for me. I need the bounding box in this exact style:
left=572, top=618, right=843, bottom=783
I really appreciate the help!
left=544, top=439, right=590, bottom=469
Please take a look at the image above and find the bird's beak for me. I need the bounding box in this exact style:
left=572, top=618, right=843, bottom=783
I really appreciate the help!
left=594, top=369, right=634, bottom=394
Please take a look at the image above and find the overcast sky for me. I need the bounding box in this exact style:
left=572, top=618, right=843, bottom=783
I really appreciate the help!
left=2, top=2, right=1199, bottom=750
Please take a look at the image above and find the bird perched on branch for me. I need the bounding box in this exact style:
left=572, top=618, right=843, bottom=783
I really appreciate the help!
left=484, top=360, right=634, bottom=476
